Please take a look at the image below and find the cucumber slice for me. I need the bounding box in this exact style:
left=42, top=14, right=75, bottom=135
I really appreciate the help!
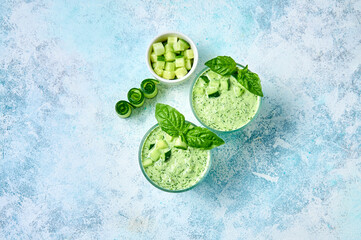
left=155, top=140, right=168, bottom=149
left=164, top=150, right=171, bottom=162
left=127, top=88, right=145, bottom=108
left=165, top=43, right=174, bottom=53
left=115, top=100, right=132, bottom=118
left=200, top=75, right=210, bottom=84
left=207, top=71, right=221, bottom=80
left=154, top=68, right=163, bottom=77
left=163, top=70, right=175, bottom=80
left=143, top=158, right=153, bottom=167
left=178, top=39, right=190, bottom=50
left=175, top=57, right=185, bottom=68
left=150, top=52, right=157, bottom=63
left=150, top=149, right=161, bottom=161
left=167, top=36, right=178, bottom=46
left=152, top=42, right=165, bottom=56
left=175, top=67, right=188, bottom=78
left=165, top=62, right=175, bottom=71
left=165, top=52, right=175, bottom=61
left=174, top=137, right=188, bottom=150
left=220, top=77, right=230, bottom=91
left=184, top=49, right=194, bottom=59
left=185, top=59, right=192, bottom=70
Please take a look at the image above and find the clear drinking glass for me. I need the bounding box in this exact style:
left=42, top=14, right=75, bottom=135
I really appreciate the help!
left=190, top=64, right=262, bottom=133
left=138, top=123, right=212, bottom=193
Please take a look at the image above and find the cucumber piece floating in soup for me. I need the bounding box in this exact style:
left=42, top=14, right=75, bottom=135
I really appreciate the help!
left=140, top=79, right=159, bottom=99
left=127, top=88, right=145, bottom=107
left=115, top=100, right=132, bottom=118
left=174, top=136, right=188, bottom=150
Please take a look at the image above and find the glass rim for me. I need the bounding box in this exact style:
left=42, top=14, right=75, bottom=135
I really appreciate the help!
left=189, top=63, right=263, bottom=133
left=138, top=122, right=213, bottom=193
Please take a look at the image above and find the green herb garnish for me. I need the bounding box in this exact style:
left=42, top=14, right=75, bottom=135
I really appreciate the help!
left=205, top=56, right=237, bottom=76
left=205, top=56, right=264, bottom=97
left=155, top=103, right=224, bottom=150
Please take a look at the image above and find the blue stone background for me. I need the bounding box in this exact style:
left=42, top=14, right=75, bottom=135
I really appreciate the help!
left=1, top=0, right=360, bottom=239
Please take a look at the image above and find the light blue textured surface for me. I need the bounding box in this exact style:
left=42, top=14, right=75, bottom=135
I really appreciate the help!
left=1, top=0, right=361, bottom=239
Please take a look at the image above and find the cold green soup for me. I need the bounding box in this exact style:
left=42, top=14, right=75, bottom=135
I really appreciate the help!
left=192, top=69, right=261, bottom=131
left=141, top=126, right=210, bottom=191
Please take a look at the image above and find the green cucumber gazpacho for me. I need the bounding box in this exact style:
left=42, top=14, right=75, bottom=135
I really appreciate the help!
left=192, top=56, right=264, bottom=131
left=140, top=104, right=224, bottom=191
left=141, top=126, right=210, bottom=190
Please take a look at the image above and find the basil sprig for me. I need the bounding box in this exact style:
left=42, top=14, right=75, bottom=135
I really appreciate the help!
left=155, top=103, right=224, bottom=150
left=205, top=56, right=237, bottom=76
left=205, top=56, right=264, bottom=97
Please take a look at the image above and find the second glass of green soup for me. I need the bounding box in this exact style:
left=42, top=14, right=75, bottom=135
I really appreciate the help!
left=190, top=64, right=262, bottom=133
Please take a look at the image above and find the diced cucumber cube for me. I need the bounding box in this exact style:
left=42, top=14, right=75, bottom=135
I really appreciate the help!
left=193, top=87, right=204, bottom=95
left=207, top=71, right=221, bottom=80
left=152, top=62, right=156, bottom=69
left=165, top=43, right=174, bottom=53
left=220, top=77, right=230, bottom=91
left=165, top=52, right=175, bottom=61
left=163, top=70, right=175, bottom=80
left=154, top=68, right=163, bottom=77
left=150, top=149, right=161, bottom=161
left=200, top=75, right=210, bottom=84
left=178, top=39, right=190, bottom=50
left=233, top=85, right=245, bottom=97
left=143, top=158, right=153, bottom=167
left=167, top=36, right=178, bottom=45
left=175, top=57, right=185, bottom=68
left=208, top=91, right=220, bottom=98
left=207, top=85, right=220, bottom=97
left=164, top=150, right=171, bottom=162
left=173, top=41, right=183, bottom=52
left=165, top=134, right=174, bottom=142
left=175, top=67, right=188, bottom=78
left=184, top=49, right=194, bottom=59
left=185, top=59, right=192, bottom=70
left=209, top=79, right=220, bottom=88
left=174, top=136, right=188, bottom=150
left=165, top=62, right=175, bottom=71
left=155, top=140, right=168, bottom=149
left=155, top=61, right=165, bottom=70
left=152, top=42, right=165, bottom=55
left=150, top=52, right=157, bottom=62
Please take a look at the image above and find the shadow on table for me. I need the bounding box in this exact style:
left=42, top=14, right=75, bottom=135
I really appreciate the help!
left=191, top=93, right=296, bottom=205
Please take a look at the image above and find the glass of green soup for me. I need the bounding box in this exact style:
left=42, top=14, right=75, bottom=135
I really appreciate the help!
left=190, top=64, right=262, bottom=133
left=139, top=123, right=212, bottom=192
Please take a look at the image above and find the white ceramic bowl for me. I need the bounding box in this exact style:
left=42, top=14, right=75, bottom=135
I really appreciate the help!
left=146, top=32, right=199, bottom=84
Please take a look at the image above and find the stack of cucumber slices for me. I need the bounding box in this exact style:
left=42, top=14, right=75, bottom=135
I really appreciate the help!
left=150, top=37, right=194, bottom=80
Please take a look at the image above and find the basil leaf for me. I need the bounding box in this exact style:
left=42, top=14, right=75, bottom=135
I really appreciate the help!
left=185, top=127, right=225, bottom=150
left=155, top=103, right=187, bottom=137
left=205, top=56, right=237, bottom=76
left=237, top=65, right=264, bottom=97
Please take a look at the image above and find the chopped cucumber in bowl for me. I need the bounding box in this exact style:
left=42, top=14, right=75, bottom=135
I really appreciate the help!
left=146, top=32, right=198, bottom=84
